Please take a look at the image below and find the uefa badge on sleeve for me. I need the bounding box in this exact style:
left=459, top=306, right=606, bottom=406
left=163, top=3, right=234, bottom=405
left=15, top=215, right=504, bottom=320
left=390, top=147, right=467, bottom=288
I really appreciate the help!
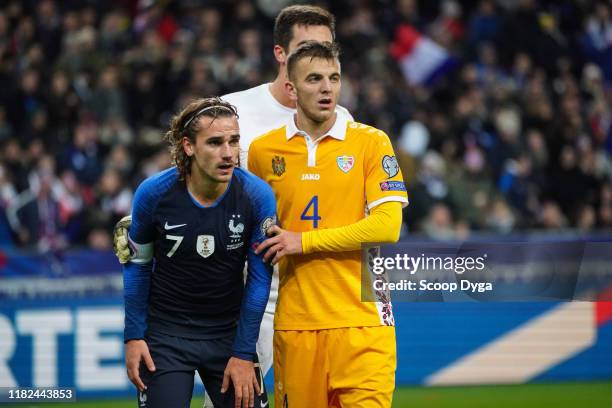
left=382, top=155, right=399, bottom=178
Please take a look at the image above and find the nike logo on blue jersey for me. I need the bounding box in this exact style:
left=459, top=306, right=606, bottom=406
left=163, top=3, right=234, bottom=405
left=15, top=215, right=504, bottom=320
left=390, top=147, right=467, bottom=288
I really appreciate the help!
left=164, top=222, right=187, bottom=230
left=260, top=401, right=269, bottom=407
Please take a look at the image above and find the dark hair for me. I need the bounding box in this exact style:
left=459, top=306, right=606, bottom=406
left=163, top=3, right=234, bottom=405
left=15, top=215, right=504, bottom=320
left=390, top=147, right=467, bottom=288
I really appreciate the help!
left=273, top=5, right=335, bottom=51
left=287, top=41, right=340, bottom=80
left=165, top=97, right=238, bottom=180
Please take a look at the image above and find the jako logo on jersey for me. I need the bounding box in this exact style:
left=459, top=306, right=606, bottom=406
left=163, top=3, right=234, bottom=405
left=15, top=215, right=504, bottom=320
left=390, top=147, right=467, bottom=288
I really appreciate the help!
left=272, top=155, right=286, bottom=176
left=336, top=155, right=354, bottom=173
left=382, top=155, right=400, bottom=178
left=196, top=235, right=215, bottom=258
left=301, top=173, right=320, bottom=180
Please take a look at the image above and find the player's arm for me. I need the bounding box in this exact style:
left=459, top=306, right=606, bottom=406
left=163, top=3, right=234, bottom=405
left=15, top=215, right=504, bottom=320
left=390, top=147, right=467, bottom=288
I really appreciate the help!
left=302, top=201, right=402, bottom=252
left=222, top=174, right=276, bottom=404
left=257, top=130, right=408, bottom=263
left=257, top=201, right=402, bottom=264
left=123, top=179, right=157, bottom=391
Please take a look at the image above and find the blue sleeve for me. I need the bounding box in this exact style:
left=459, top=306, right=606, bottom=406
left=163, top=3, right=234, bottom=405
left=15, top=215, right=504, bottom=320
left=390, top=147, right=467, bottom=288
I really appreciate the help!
left=124, top=168, right=177, bottom=342
left=232, top=169, right=276, bottom=360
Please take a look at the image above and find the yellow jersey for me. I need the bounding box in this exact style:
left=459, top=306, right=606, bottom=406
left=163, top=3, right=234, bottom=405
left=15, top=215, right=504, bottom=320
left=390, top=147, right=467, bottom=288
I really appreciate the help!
left=248, top=116, right=408, bottom=330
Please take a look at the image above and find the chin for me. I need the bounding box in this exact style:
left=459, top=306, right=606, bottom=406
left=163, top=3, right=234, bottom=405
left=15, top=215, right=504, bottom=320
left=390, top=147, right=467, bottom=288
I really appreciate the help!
left=311, top=110, right=334, bottom=123
left=211, top=170, right=234, bottom=183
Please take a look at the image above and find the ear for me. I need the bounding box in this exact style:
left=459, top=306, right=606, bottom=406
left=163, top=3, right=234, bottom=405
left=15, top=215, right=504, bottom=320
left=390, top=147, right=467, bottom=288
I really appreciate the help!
left=285, top=80, right=297, bottom=102
left=182, top=136, right=194, bottom=157
left=274, top=45, right=287, bottom=65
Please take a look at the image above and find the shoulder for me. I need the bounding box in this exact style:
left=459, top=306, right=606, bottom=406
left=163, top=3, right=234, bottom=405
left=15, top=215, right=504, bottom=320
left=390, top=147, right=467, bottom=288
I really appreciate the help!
left=223, top=84, right=268, bottom=107
left=249, top=125, right=286, bottom=150
left=134, top=167, right=179, bottom=201
left=233, top=168, right=275, bottom=202
left=336, top=104, right=354, bottom=121
left=346, top=122, right=390, bottom=142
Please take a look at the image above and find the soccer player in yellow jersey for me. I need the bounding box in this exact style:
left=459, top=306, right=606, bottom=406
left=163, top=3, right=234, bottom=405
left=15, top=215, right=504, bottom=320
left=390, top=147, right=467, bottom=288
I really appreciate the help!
left=249, top=42, right=408, bottom=408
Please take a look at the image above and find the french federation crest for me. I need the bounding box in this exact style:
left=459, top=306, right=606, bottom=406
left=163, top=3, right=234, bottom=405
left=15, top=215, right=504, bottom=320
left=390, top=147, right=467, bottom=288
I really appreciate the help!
left=336, top=155, right=355, bottom=173
left=196, top=235, right=215, bottom=258
left=272, top=156, right=286, bottom=176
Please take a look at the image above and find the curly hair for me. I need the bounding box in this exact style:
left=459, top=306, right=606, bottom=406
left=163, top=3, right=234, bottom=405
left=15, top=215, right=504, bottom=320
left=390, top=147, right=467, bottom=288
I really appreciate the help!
left=164, top=97, right=238, bottom=180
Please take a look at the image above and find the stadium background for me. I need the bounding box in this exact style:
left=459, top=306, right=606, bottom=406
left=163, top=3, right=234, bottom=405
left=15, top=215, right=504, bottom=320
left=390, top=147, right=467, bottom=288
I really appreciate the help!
left=0, top=0, right=611, bottom=407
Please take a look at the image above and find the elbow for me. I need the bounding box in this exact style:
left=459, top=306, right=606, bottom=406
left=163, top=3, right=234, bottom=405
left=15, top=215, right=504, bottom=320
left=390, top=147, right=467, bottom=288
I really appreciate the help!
left=380, top=219, right=401, bottom=243
left=376, top=203, right=403, bottom=243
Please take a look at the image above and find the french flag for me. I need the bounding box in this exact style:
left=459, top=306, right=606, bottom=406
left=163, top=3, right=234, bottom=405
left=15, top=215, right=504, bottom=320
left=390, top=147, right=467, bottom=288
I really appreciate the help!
left=390, top=24, right=458, bottom=87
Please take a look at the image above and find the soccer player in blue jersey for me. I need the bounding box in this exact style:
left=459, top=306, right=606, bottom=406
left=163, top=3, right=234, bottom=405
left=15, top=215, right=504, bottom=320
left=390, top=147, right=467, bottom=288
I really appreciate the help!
left=123, top=97, right=275, bottom=408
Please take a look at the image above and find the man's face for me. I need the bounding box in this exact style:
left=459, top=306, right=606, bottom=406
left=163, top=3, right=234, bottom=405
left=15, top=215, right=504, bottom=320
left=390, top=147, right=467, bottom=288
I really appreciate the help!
left=287, top=24, right=333, bottom=53
left=184, top=115, right=240, bottom=184
left=289, top=57, right=341, bottom=124
left=276, top=24, right=333, bottom=64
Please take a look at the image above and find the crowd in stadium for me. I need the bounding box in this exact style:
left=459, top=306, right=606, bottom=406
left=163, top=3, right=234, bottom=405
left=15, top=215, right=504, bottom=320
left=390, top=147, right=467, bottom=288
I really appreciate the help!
left=0, top=0, right=610, bottom=251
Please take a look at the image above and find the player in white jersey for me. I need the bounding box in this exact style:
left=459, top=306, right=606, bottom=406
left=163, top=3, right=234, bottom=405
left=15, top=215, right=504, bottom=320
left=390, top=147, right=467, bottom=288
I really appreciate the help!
left=114, top=5, right=353, bottom=406
left=221, top=4, right=352, bottom=381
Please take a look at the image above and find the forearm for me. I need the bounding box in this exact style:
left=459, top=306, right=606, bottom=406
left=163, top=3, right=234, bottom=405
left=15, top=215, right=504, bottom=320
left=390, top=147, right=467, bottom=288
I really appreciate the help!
left=232, top=254, right=272, bottom=360
left=123, top=262, right=152, bottom=341
left=302, top=201, right=402, bottom=253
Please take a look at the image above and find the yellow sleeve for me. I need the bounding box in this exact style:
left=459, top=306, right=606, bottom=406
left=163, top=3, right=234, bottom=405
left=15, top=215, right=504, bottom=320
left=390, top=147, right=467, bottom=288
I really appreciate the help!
left=247, top=142, right=260, bottom=177
left=301, top=201, right=402, bottom=254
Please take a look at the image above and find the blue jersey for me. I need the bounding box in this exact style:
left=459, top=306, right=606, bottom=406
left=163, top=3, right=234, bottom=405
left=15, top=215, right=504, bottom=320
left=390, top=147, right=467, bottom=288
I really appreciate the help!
left=123, top=167, right=276, bottom=360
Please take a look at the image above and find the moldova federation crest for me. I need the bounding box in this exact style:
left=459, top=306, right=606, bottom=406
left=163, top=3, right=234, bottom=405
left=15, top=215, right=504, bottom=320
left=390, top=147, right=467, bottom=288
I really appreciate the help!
left=336, top=155, right=355, bottom=173
left=196, top=235, right=215, bottom=258
left=272, top=155, right=286, bottom=176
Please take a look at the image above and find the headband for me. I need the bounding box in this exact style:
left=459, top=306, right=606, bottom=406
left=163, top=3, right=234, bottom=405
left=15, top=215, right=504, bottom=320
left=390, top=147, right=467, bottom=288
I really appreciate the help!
left=183, top=105, right=235, bottom=131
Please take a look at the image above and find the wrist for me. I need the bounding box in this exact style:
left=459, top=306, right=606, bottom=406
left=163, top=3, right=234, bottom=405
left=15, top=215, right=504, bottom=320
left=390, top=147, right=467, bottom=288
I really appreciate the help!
left=301, top=231, right=313, bottom=254
left=231, top=351, right=256, bottom=362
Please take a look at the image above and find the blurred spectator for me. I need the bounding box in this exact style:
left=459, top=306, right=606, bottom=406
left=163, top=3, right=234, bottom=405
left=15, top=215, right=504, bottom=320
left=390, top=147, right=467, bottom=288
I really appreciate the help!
left=467, top=0, right=500, bottom=51
left=6, top=155, right=67, bottom=251
left=60, top=118, right=103, bottom=187
left=0, top=0, right=609, bottom=251
left=422, top=203, right=457, bottom=240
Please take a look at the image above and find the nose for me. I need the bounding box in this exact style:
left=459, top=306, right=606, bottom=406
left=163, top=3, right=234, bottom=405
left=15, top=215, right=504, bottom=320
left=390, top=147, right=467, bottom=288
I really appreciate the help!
left=220, top=141, right=233, bottom=159
left=321, top=78, right=332, bottom=93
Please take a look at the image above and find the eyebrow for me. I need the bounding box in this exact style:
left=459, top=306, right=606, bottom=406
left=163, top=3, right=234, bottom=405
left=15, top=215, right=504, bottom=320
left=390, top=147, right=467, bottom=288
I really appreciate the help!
left=206, top=134, right=240, bottom=140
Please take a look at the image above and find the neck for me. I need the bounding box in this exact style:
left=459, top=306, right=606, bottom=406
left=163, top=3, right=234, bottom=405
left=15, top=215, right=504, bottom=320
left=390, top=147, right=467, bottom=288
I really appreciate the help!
left=186, top=169, right=229, bottom=206
left=295, top=109, right=337, bottom=142
left=269, top=67, right=296, bottom=109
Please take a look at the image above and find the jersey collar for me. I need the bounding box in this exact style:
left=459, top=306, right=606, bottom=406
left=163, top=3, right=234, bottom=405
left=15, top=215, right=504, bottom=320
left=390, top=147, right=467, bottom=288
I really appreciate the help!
left=286, top=113, right=348, bottom=141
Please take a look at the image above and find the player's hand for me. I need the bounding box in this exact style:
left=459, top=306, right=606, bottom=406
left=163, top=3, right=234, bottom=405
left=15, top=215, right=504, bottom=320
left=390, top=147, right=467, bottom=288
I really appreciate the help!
left=113, top=215, right=132, bottom=264
left=125, top=339, right=156, bottom=392
left=221, top=357, right=261, bottom=408
left=255, top=225, right=302, bottom=265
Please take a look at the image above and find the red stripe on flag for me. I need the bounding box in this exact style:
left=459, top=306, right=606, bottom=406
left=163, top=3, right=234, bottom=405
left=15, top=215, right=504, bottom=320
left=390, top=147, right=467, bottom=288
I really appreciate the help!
left=390, top=25, right=422, bottom=60
left=596, top=287, right=612, bottom=326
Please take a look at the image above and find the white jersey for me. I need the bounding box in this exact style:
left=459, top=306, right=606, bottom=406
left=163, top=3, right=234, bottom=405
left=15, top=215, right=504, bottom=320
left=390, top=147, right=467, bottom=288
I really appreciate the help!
left=223, top=83, right=353, bottom=168
left=221, top=82, right=353, bottom=375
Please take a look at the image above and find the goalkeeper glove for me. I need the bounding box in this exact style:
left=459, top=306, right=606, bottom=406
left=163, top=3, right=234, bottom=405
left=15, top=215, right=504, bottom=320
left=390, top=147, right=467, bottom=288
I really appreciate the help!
left=113, top=215, right=133, bottom=264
